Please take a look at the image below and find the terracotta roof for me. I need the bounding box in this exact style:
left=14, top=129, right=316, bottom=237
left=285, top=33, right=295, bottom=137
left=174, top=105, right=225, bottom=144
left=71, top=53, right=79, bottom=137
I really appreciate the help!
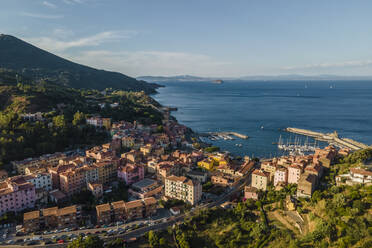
left=166, top=175, right=187, bottom=182
left=252, top=169, right=269, bottom=178
left=350, top=167, right=372, bottom=176
left=57, top=205, right=77, bottom=216
left=96, top=203, right=111, bottom=213
left=245, top=186, right=258, bottom=193
left=143, top=197, right=157, bottom=206
left=42, top=207, right=58, bottom=217
left=111, top=200, right=125, bottom=210
left=125, top=200, right=143, bottom=209
left=24, top=211, right=40, bottom=221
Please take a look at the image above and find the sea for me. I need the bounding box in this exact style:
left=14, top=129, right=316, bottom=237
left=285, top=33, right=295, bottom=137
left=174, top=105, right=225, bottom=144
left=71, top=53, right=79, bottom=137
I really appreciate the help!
left=152, top=81, right=372, bottom=158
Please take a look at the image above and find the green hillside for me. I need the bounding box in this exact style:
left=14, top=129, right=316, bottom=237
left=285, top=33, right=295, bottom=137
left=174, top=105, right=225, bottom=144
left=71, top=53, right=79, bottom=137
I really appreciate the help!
left=0, top=70, right=163, bottom=167
left=0, top=34, right=159, bottom=93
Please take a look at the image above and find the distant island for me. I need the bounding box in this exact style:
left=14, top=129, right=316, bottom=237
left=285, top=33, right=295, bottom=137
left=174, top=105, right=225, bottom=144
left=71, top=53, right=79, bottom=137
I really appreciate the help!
left=138, top=74, right=372, bottom=83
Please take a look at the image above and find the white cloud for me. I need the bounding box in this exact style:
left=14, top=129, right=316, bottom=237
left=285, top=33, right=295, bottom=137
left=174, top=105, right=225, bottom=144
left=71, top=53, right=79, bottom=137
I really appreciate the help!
left=63, top=0, right=86, bottom=4
left=283, top=60, right=372, bottom=70
left=65, top=50, right=232, bottom=77
left=20, top=12, right=63, bottom=19
left=42, top=1, right=57, bottom=9
left=24, top=31, right=137, bottom=51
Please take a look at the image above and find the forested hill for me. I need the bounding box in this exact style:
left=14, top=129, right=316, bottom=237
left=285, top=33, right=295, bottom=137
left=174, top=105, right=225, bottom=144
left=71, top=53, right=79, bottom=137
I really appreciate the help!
left=0, top=34, right=159, bottom=93
left=0, top=70, right=163, bottom=166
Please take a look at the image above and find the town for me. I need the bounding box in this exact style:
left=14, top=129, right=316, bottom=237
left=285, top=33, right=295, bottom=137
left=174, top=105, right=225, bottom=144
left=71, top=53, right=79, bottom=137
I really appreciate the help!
left=0, top=111, right=370, bottom=247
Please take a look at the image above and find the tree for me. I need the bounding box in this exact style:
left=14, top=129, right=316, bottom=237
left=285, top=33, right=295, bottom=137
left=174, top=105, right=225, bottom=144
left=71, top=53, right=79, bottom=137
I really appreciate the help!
left=53, top=115, right=66, bottom=128
left=148, top=230, right=160, bottom=248
left=68, top=236, right=104, bottom=248
left=72, top=111, right=85, bottom=126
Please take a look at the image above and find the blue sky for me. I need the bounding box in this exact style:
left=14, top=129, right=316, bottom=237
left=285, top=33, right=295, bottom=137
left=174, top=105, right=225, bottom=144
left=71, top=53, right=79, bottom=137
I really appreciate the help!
left=1, top=0, right=372, bottom=77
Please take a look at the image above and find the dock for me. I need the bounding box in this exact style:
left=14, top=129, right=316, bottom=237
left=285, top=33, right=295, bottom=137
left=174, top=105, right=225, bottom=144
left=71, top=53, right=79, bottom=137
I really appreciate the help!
left=285, top=127, right=369, bottom=150
left=201, top=131, right=249, bottom=140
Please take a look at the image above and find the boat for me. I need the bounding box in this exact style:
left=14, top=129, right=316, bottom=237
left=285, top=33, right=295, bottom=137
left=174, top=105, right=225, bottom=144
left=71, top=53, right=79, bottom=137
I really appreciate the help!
left=212, top=79, right=223, bottom=84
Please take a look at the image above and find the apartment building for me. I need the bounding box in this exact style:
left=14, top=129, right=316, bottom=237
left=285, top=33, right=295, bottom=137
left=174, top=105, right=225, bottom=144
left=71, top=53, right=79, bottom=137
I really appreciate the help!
left=96, top=203, right=112, bottom=225
left=23, top=205, right=81, bottom=232
left=86, top=117, right=111, bottom=129
left=288, top=163, right=302, bottom=184
left=23, top=173, right=52, bottom=191
left=251, top=169, right=269, bottom=191
left=12, top=152, right=67, bottom=174
left=23, top=210, right=40, bottom=233
left=95, top=161, right=118, bottom=185
left=297, top=172, right=317, bottom=198
left=96, top=197, right=157, bottom=224
left=273, top=167, right=288, bottom=186
left=165, top=175, right=202, bottom=205
left=117, top=163, right=145, bottom=185
left=57, top=205, right=81, bottom=229
left=0, top=176, right=36, bottom=215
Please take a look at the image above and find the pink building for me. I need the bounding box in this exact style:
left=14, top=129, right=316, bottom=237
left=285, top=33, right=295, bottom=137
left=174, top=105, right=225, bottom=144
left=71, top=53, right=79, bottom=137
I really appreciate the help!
left=117, top=163, right=144, bottom=185
left=274, top=167, right=288, bottom=186
left=288, top=164, right=302, bottom=184
left=0, top=176, right=36, bottom=216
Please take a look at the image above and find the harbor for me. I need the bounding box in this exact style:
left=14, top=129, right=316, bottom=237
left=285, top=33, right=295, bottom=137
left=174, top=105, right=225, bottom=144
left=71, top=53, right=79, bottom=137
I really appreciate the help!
left=285, top=127, right=370, bottom=151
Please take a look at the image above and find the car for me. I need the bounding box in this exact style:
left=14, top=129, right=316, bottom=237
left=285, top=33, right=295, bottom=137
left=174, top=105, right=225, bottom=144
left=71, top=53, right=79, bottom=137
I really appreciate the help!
left=57, top=239, right=64, bottom=244
left=16, top=239, right=23, bottom=243
left=6, top=240, right=14, bottom=244
left=44, top=240, right=53, bottom=245
left=95, top=231, right=101, bottom=234
left=95, top=225, right=101, bottom=228
left=103, top=225, right=108, bottom=228
left=79, top=227, right=85, bottom=230
left=51, top=235, right=57, bottom=239
left=118, top=230, right=126, bottom=234
left=27, top=241, right=38, bottom=246
left=101, top=230, right=107, bottom=233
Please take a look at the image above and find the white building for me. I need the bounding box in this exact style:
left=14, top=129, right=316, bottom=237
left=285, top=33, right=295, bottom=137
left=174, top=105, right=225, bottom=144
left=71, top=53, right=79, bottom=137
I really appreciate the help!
left=165, top=175, right=202, bottom=205
left=24, top=173, right=52, bottom=191
left=336, top=167, right=372, bottom=185
left=274, top=167, right=288, bottom=186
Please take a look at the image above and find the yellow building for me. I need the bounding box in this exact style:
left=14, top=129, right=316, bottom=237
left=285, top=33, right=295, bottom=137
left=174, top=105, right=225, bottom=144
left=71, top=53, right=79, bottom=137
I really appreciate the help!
left=197, top=158, right=217, bottom=171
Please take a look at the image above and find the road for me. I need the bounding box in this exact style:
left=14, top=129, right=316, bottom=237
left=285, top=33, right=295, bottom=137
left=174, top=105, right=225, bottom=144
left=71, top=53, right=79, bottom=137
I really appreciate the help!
left=3, top=169, right=253, bottom=247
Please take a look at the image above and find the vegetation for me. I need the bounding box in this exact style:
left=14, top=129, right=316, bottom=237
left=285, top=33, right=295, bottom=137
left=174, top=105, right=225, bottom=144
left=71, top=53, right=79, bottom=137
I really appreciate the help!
left=0, top=70, right=162, bottom=169
left=204, top=146, right=220, bottom=153
left=67, top=235, right=104, bottom=248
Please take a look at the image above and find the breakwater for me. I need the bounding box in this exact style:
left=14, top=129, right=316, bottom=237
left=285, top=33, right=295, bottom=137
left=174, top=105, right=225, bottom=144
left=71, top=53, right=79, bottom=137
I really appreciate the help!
left=285, top=127, right=369, bottom=150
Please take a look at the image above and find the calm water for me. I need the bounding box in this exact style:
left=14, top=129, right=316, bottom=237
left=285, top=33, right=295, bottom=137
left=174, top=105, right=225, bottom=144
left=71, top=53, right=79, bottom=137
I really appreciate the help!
left=153, top=81, right=372, bottom=158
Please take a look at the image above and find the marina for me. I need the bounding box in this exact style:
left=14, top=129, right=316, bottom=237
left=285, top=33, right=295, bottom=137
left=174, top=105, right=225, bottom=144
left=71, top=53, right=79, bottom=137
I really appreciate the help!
left=285, top=127, right=370, bottom=151
left=277, top=135, right=319, bottom=156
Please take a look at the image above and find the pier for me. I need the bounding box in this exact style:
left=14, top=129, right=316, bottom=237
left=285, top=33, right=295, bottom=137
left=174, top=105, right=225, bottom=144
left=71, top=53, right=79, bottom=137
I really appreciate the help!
left=201, top=131, right=249, bottom=140
left=285, top=127, right=369, bottom=150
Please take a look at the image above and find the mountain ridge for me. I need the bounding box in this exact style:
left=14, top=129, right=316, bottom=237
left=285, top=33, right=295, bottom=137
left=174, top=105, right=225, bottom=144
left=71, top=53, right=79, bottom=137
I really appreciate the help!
left=0, top=34, right=159, bottom=93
